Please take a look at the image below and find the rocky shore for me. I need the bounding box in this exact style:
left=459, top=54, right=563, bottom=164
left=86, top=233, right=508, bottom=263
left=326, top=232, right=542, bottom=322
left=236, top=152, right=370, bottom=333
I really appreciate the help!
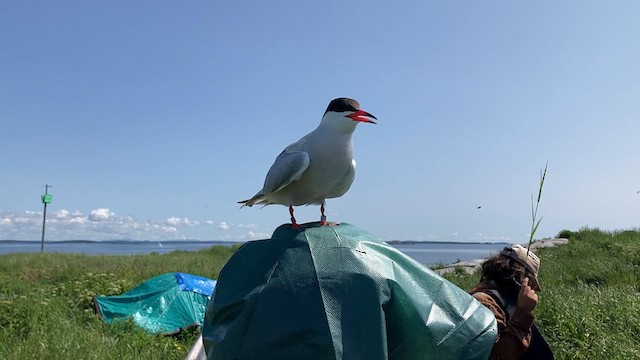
left=433, top=238, right=569, bottom=276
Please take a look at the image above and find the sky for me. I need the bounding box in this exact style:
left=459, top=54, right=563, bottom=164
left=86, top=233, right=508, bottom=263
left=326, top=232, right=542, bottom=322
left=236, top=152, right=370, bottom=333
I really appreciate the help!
left=1, top=1, right=639, bottom=243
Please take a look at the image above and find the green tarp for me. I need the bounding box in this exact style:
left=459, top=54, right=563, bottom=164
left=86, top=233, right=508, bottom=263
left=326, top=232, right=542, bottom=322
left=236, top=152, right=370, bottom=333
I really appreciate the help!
left=94, top=272, right=216, bottom=334
left=203, top=222, right=496, bottom=359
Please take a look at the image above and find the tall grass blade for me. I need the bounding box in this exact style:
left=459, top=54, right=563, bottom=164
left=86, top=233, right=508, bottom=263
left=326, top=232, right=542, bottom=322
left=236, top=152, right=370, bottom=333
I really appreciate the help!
left=528, top=163, right=548, bottom=254
left=537, top=163, right=548, bottom=203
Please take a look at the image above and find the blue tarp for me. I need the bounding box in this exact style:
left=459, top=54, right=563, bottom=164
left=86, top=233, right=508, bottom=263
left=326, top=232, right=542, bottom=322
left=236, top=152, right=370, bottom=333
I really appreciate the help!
left=94, top=272, right=216, bottom=334
left=175, top=273, right=216, bottom=297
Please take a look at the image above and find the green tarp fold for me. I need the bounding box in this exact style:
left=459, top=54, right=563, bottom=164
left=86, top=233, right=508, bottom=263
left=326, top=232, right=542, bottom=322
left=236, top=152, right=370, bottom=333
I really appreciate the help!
left=203, top=222, right=496, bottom=359
left=94, top=272, right=216, bottom=334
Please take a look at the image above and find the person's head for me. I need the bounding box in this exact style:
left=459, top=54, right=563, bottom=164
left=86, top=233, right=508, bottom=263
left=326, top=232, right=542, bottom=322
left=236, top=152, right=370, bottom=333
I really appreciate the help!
left=480, top=244, right=541, bottom=295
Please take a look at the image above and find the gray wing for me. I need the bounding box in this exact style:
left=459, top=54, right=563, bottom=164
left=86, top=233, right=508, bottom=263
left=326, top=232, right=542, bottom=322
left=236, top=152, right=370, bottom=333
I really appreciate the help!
left=261, top=149, right=310, bottom=194
left=239, top=136, right=311, bottom=206
left=327, top=159, right=356, bottom=198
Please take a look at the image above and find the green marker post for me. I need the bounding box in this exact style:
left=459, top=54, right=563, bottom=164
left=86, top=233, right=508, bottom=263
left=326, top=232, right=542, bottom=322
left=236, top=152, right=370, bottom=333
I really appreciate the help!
left=40, top=185, right=52, bottom=253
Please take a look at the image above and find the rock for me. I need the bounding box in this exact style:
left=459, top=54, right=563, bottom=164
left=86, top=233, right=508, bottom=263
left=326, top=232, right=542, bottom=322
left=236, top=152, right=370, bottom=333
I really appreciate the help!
left=434, top=259, right=485, bottom=276
left=527, top=238, right=569, bottom=250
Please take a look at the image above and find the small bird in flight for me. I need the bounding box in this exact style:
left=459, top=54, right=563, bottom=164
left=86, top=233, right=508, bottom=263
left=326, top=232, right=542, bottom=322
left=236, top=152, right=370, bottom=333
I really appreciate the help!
left=239, top=98, right=377, bottom=228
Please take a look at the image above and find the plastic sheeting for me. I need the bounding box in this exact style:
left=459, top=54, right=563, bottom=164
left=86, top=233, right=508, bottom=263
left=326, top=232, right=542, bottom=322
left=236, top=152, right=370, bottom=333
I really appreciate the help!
left=94, top=272, right=216, bottom=334
left=203, top=222, right=496, bottom=360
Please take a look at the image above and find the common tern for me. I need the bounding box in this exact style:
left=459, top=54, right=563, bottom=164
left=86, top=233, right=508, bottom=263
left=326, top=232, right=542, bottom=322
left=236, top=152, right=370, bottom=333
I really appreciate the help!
left=239, top=97, right=377, bottom=228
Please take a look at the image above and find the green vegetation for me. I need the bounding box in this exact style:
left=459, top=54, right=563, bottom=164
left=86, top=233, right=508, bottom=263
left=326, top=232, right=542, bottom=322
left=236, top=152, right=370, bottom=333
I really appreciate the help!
left=0, top=245, right=240, bottom=360
left=2, top=228, right=639, bottom=359
left=443, top=228, right=640, bottom=359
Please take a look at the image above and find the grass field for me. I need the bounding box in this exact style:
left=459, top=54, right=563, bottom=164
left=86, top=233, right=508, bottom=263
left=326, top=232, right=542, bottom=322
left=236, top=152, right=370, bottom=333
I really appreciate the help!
left=0, top=245, right=240, bottom=359
left=444, top=228, right=640, bottom=359
left=1, top=228, right=639, bottom=359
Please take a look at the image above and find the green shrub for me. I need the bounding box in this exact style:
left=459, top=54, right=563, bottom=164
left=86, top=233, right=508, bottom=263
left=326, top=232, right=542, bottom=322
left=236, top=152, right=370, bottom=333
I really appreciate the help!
left=556, top=229, right=573, bottom=239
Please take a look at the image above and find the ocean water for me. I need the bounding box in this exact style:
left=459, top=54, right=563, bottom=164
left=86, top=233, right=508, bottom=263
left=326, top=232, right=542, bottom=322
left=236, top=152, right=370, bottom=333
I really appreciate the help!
left=0, top=240, right=239, bottom=256
left=391, top=242, right=508, bottom=265
left=0, top=240, right=509, bottom=265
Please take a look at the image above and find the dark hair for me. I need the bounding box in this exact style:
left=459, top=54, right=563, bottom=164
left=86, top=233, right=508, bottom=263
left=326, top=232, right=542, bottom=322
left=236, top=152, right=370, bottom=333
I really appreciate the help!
left=480, top=255, right=527, bottom=296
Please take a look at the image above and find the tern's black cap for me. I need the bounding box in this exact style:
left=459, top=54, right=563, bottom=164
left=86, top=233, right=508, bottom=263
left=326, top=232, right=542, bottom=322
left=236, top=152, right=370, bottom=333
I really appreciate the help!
left=325, top=98, right=360, bottom=114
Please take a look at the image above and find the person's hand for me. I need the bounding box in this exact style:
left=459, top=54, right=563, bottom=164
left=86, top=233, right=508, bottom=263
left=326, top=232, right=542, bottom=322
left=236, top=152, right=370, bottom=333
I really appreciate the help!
left=516, top=277, right=538, bottom=313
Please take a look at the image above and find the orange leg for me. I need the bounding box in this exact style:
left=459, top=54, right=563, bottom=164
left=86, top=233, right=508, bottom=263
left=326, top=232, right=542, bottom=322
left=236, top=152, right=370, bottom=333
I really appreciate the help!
left=320, top=202, right=328, bottom=225
left=289, top=205, right=303, bottom=229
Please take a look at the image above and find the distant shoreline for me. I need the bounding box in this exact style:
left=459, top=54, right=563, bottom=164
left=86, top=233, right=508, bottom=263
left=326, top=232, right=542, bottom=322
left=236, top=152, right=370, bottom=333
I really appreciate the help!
left=1, top=239, right=511, bottom=265
left=0, top=239, right=512, bottom=245
left=0, top=239, right=243, bottom=244
left=387, top=240, right=511, bottom=245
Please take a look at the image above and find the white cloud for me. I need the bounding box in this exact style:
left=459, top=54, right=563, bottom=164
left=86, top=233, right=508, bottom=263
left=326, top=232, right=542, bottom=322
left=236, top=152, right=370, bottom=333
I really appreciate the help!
left=166, top=217, right=182, bottom=226
left=14, top=216, right=36, bottom=224
left=184, top=218, right=199, bottom=226
left=0, top=208, right=244, bottom=241
left=467, top=233, right=513, bottom=242
left=69, top=216, right=87, bottom=224
left=0, top=210, right=41, bottom=232
left=247, top=231, right=270, bottom=240
left=55, top=209, right=70, bottom=219
left=166, top=217, right=200, bottom=227
left=161, top=225, right=178, bottom=234
left=89, top=208, right=114, bottom=221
